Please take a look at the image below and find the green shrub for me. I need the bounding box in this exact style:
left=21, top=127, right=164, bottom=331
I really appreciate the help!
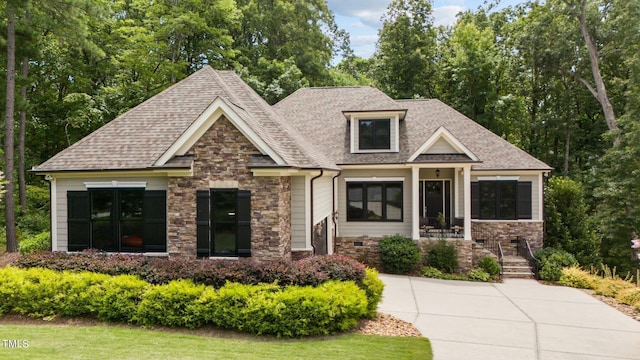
left=379, top=234, right=421, bottom=274
left=615, top=287, right=640, bottom=309
left=18, top=231, right=50, bottom=254
left=92, top=275, right=149, bottom=323
left=467, top=269, right=490, bottom=282
left=0, top=267, right=371, bottom=337
left=534, top=248, right=578, bottom=281
left=422, top=266, right=443, bottom=278
left=426, top=240, right=458, bottom=273
left=558, top=267, right=600, bottom=290
left=477, top=257, right=501, bottom=277
left=136, top=279, right=206, bottom=328
left=594, top=278, right=635, bottom=298
left=361, top=268, right=384, bottom=318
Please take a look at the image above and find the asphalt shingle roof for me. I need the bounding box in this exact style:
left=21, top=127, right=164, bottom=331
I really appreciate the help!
left=36, top=68, right=550, bottom=173
left=274, top=88, right=551, bottom=170
left=36, top=66, right=337, bottom=172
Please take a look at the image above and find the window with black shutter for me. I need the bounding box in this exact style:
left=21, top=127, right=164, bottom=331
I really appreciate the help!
left=66, top=189, right=166, bottom=252
left=471, top=181, right=532, bottom=220
left=196, top=189, right=251, bottom=257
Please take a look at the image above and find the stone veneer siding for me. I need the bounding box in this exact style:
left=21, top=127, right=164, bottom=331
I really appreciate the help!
left=471, top=221, right=544, bottom=255
left=167, top=116, right=291, bottom=260
left=335, top=237, right=474, bottom=273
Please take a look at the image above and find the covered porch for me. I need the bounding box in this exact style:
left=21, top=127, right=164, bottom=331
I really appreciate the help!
left=409, top=165, right=473, bottom=241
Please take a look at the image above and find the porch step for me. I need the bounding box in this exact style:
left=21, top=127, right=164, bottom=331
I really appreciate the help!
left=501, top=256, right=535, bottom=279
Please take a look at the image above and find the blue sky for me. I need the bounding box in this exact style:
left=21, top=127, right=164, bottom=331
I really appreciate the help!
left=326, top=0, right=526, bottom=58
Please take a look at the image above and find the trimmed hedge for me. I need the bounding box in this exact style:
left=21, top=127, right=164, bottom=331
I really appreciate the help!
left=14, top=252, right=365, bottom=288
left=379, top=234, right=421, bottom=274
left=0, top=267, right=370, bottom=337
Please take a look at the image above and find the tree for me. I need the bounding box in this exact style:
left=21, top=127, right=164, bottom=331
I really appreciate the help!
left=545, top=177, right=601, bottom=266
left=4, top=1, right=18, bottom=252
left=372, top=0, right=437, bottom=99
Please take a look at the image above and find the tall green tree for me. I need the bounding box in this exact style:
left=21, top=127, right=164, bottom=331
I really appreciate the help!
left=5, top=0, right=18, bottom=252
left=372, top=0, right=437, bottom=99
left=545, top=177, right=601, bottom=266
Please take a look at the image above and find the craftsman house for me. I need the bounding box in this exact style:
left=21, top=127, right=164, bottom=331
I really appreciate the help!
left=35, top=66, right=551, bottom=267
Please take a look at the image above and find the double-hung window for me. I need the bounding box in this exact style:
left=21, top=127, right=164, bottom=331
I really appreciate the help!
left=347, top=181, right=403, bottom=221
left=471, top=181, right=532, bottom=220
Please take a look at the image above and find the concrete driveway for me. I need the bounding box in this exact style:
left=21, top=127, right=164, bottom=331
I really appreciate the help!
left=378, top=275, right=640, bottom=360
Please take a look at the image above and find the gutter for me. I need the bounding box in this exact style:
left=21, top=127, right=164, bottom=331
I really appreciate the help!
left=309, top=169, right=323, bottom=255
left=331, top=170, right=342, bottom=253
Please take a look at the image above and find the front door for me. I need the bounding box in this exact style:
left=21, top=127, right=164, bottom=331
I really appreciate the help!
left=419, top=180, right=451, bottom=227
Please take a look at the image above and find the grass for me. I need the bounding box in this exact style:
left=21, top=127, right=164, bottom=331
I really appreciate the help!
left=0, top=323, right=432, bottom=360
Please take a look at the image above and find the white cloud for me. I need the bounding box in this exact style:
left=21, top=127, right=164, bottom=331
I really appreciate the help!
left=327, top=0, right=390, bottom=29
left=433, top=5, right=464, bottom=26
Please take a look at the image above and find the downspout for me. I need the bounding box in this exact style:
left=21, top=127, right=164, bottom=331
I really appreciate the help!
left=309, top=169, right=323, bottom=255
left=331, top=171, right=342, bottom=253
left=45, top=174, right=53, bottom=251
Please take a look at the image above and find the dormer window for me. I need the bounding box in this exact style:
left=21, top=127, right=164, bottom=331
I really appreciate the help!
left=359, top=119, right=390, bottom=150
left=346, top=110, right=405, bottom=153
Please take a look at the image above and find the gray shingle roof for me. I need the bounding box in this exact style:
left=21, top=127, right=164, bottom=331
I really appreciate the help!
left=274, top=88, right=551, bottom=170
left=36, top=68, right=550, bottom=173
left=35, top=67, right=337, bottom=172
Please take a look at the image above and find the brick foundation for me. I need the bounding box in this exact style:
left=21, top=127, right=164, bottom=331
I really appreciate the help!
left=471, top=221, right=544, bottom=255
left=335, top=236, right=474, bottom=273
left=167, top=116, right=291, bottom=261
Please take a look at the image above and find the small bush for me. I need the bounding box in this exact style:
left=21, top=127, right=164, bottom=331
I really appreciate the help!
left=615, top=287, right=640, bottom=310
left=558, top=267, right=600, bottom=290
left=594, top=278, right=635, bottom=298
left=422, top=266, right=443, bottom=278
left=136, top=279, right=206, bottom=328
left=534, top=248, right=578, bottom=281
left=379, top=234, right=421, bottom=274
left=426, top=240, right=458, bottom=273
left=362, top=268, right=384, bottom=318
left=477, top=257, right=501, bottom=277
left=18, top=231, right=50, bottom=254
left=467, top=269, right=490, bottom=282
left=92, top=275, right=149, bottom=323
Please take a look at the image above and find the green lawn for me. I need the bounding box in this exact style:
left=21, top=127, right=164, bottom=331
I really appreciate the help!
left=0, top=323, right=432, bottom=360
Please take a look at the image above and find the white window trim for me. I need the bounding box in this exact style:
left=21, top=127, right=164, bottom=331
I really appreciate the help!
left=350, top=114, right=400, bottom=153
left=84, top=181, right=147, bottom=189
left=344, top=177, right=405, bottom=182
left=476, top=176, right=520, bottom=181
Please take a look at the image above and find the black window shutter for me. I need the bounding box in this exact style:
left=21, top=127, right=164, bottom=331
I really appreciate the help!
left=143, top=190, right=167, bottom=252
left=196, top=190, right=210, bottom=257
left=471, top=182, right=479, bottom=219
left=67, top=191, right=90, bottom=251
left=237, top=190, right=251, bottom=257
left=517, top=182, right=532, bottom=219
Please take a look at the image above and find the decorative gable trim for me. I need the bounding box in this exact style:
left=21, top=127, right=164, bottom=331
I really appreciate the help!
left=408, top=126, right=479, bottom=162
left=154, top=97, right=285, bottom=167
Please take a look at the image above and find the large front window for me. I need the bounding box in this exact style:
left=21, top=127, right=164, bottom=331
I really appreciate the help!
left=67, top=189, right=166, bottom=252
left=471, top=181, right=532, bottom=220
left=359, top=119, right=390, bottom=150
left=347, top=182, right=403, bottom=221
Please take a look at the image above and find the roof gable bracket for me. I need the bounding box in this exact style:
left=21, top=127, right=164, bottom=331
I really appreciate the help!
left=407, top=126, right=479, bottom=162
left=154, top=97, right=285, bottom=167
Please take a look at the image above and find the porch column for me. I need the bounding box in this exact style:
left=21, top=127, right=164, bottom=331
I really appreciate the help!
left=463, top=166, right=472, bottom=240
left=412, top=166, right=420, bottom=240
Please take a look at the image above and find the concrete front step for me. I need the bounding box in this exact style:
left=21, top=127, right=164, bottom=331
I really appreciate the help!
left=501, top=256, right=535, bottom=279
